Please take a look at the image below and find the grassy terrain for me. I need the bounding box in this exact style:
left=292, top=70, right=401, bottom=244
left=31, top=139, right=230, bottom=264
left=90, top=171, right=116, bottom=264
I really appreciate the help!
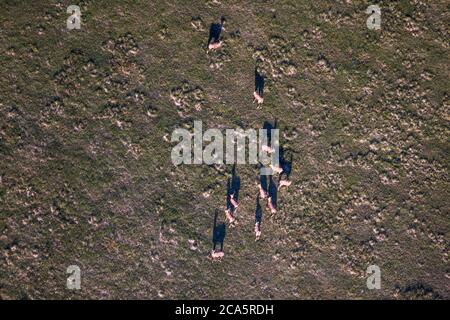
left=0, top=0, right=449, bottom=299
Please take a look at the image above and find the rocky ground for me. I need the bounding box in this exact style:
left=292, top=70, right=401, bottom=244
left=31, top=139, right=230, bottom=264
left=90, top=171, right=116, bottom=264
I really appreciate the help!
left=0, top=0, right=448, bottom=299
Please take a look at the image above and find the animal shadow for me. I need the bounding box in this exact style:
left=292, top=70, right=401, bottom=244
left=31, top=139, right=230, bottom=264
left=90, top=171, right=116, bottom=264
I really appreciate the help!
left=259, top=173, right=268, bottom=194
left=255, top=195, right=262, bottom=225
left=207, top=16, right=225, bottom=47
left=212, top=210, right=226, bottom=251
left=279, top=145, right=293, bottom=179
left=255, top=67, right=264, bottom=96
left=226, top=164, right=241, bottom=209
left=268, top=175, right=278, bottom=207
left=262, top=120, right=278, bottom=146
